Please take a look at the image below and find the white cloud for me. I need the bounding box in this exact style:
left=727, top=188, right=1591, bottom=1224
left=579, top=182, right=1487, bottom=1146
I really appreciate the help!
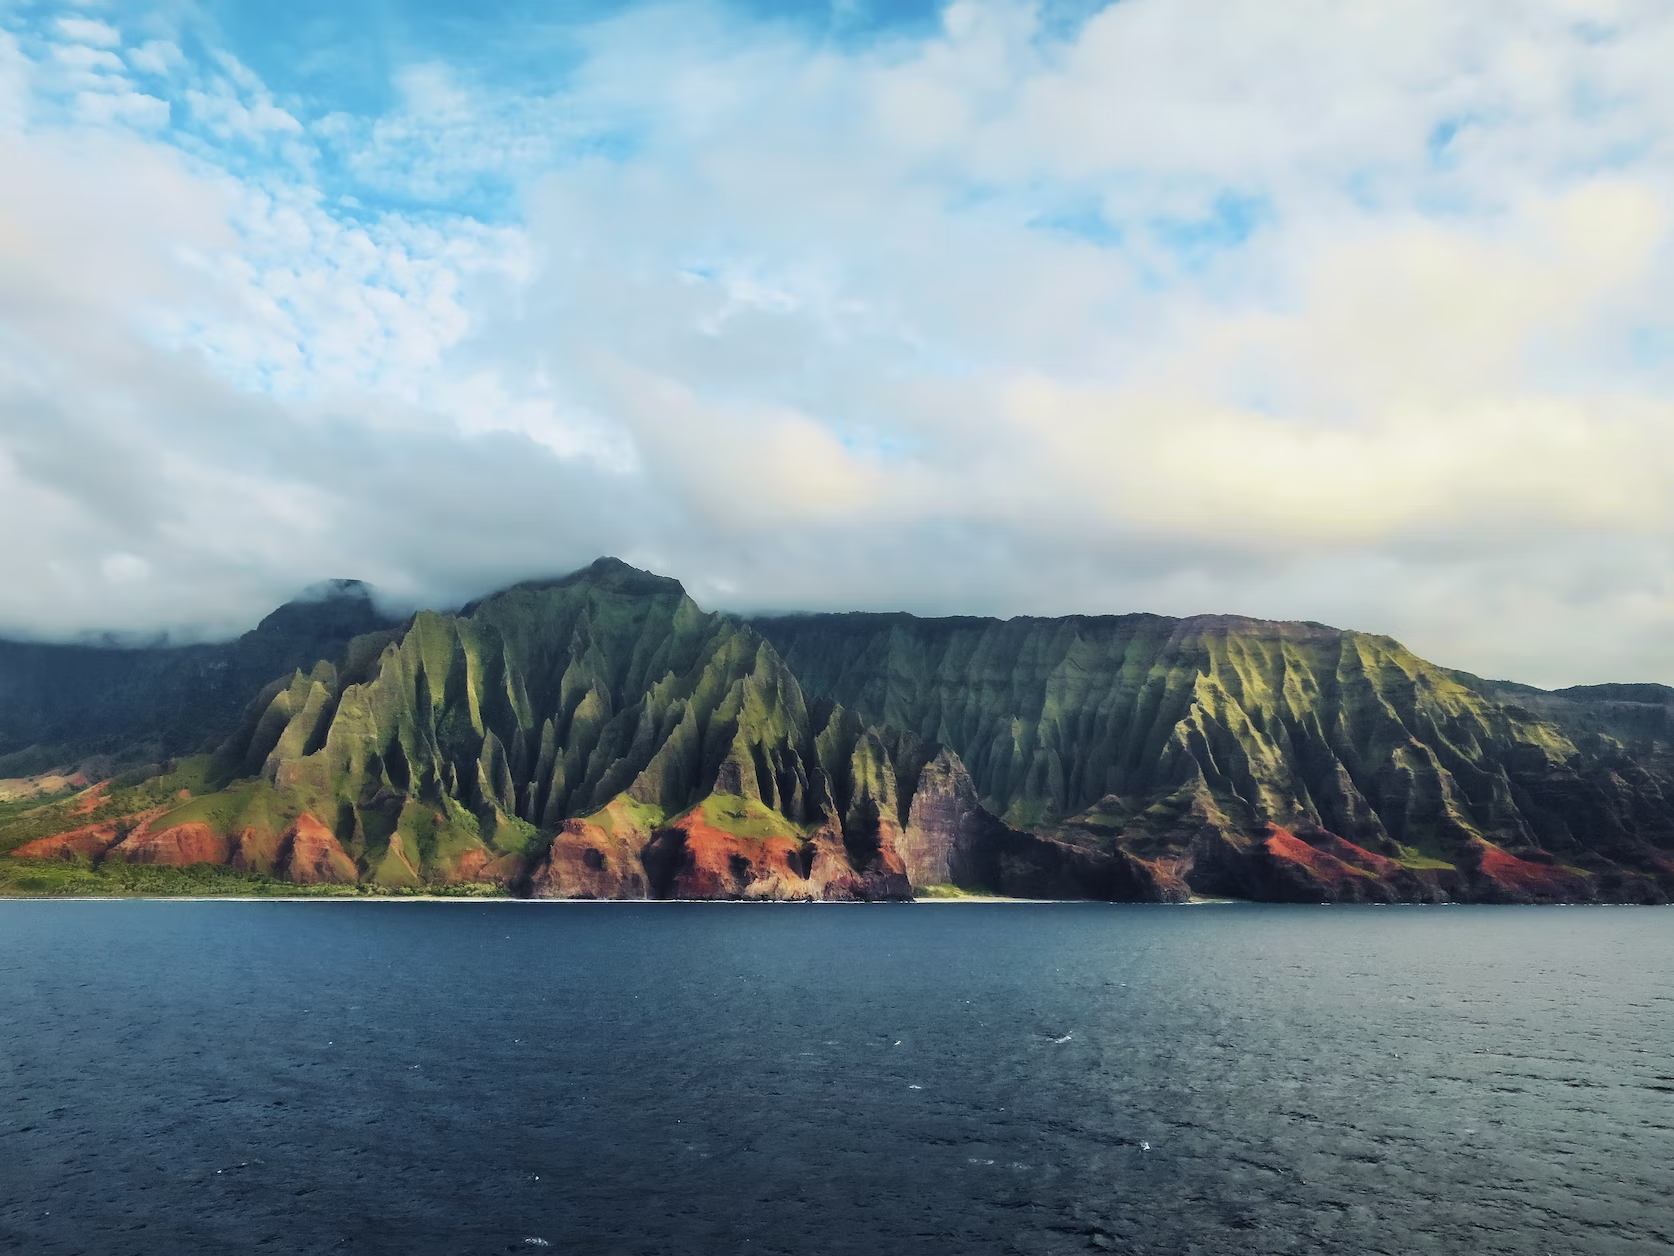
left=73, top=87, right=167, bottom=127
left=183, top=84, right=301, bottom=140
left=4, top=1, right=1674, bottom=687
left=127, top=40, right=185, bottom=79
left=100, top=552, right=150, bottom=583
left=0, top=31, right=28, bottom=131
left=325, top=61, right=566, bottom=205
left=55, top=17, right=121, bottom=49
left=50, top=42, right=124, bottom=76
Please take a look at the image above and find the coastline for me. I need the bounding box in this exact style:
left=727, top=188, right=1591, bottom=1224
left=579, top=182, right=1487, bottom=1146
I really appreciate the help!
left=0, top=893, right=1661, bottom=905
left=0, top=893, right=1071, bottom=904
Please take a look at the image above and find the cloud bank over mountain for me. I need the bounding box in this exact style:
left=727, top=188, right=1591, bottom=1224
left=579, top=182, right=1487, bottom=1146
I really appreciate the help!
left=3, top=0, right=1673, bottom=686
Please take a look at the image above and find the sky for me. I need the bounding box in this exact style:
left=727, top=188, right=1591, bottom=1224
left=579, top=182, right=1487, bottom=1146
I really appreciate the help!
left=2, top=0, right=1673, bottom=686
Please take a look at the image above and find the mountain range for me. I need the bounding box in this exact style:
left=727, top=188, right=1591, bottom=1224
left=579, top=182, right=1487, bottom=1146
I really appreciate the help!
left=4, top=557, right=1671, bottom=903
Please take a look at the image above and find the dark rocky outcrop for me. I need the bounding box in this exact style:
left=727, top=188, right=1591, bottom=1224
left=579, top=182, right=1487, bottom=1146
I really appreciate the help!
left=902, top=748, right=1186, bottom=900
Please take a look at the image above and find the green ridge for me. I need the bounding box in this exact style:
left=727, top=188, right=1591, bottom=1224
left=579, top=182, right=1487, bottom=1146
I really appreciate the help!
left=5, top=559, right=1672, bottom=904
left=756, top=610, right=1674, bottom=900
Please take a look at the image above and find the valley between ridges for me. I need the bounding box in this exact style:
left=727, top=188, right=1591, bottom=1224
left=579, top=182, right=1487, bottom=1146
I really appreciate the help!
left=5, top=557, right=1673, bottom=904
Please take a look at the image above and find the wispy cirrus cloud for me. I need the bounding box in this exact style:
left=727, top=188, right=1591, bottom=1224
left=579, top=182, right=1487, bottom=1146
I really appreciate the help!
left=2, top=0, right=1674, bottom=687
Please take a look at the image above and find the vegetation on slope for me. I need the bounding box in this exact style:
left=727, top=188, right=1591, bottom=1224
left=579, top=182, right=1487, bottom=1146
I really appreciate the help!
left=2, top=560, right=916, bottom=899
left=4, top=559, right=1671, bottom=903
left=757, top=611, right=1674, bottom=902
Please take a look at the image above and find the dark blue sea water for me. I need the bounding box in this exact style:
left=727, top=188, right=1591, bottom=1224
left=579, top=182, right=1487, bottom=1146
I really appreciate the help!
left=1, top=902, right=1670, bottom=1255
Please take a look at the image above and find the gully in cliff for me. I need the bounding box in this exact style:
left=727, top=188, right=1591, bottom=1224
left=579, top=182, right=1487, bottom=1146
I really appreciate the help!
left=4, top=560, right=1671, bottom=904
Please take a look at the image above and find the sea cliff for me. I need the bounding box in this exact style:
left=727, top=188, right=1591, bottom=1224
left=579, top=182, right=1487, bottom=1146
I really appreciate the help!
left=5, top=559, right=1671, bottom=903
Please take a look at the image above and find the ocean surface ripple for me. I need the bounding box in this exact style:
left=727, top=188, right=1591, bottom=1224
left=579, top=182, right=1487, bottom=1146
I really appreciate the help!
left=1, top=901, right=1670, bottom=1254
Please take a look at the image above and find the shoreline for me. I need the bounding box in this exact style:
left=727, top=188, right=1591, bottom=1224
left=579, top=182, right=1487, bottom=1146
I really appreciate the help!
left=0, top=894, right=1094, bottom=905
left=0, top=893, right=1663, bottom=906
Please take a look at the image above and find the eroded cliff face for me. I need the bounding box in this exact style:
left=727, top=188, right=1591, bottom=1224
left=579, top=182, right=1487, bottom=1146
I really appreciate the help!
left=759, top=611, right=1674, bottom=904
left=281, top=815, right=358, bottom=885
left=107, top=821, right=229, bottom=867
left=10, top=811, right=155, bottom=862
left=7, top=559, right=1674, bottom=903
left=2, top=561, right=922, bottom=899
left=529, top=800, right=653, bottom=899
left=901, top=749, right=1188, bottom=901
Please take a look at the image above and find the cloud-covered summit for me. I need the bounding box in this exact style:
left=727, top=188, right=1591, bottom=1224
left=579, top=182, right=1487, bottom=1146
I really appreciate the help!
left=2, top=0, right=1673, bottom=687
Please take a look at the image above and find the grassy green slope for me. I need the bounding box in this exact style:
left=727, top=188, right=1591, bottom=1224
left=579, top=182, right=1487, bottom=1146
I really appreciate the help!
left=196, top=559, right=839, bottom=884
left=755, top=610, right=1674, bottom=892
left=2, top=560, right=934, bottom=896
left=10, top=561, right=1671, bottom=903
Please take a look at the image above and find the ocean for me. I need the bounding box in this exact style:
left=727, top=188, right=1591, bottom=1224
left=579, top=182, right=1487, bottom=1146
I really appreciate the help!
left=1, top=901, right=1669, bottom=1254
